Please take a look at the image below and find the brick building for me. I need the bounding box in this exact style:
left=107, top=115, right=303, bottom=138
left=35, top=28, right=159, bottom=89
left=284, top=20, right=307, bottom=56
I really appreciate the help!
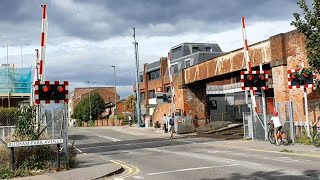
left=134, top=43, right=224, bottom=119
left=70, top=87, right=120, bottom=119
left=134, top=30, right=320, bottom=127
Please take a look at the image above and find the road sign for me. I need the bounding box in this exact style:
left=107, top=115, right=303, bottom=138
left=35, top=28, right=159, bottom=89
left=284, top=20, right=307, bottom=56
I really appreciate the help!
left=7, top=139, right=63, bottom=148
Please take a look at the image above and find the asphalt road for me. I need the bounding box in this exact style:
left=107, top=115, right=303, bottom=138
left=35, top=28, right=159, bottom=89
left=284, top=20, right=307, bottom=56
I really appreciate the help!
left=69, top=127, right=320, bottom=180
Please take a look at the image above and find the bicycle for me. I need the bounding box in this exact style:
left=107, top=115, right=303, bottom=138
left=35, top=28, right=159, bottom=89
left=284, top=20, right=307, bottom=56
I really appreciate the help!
left=268, top=124, right=276, bottom=144
left=267, top=123, right=289, bottom=146
left=312, top=117, right=320, bottom=147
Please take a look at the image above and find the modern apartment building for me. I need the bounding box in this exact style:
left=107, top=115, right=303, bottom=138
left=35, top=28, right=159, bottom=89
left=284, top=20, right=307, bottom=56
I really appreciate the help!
left=135, top=43, right=224, bottom=117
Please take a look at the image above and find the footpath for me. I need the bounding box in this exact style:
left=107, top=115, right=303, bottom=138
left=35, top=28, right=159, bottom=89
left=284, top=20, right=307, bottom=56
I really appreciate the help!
left=12, top=153, right=123, bottom=180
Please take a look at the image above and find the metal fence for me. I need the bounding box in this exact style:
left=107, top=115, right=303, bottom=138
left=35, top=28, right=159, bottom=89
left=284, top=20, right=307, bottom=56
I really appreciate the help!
left=0, top=104, right=68, bottom=152
left=39, top=103, right=67, bottom=140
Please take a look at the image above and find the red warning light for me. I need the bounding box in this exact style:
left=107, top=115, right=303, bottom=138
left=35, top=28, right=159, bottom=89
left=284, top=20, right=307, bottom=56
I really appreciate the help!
left=42, top=85, right=50, bottom=92
left=259, top=75, right=265, bottom=81
left=57, top=86, right=64, bottom=93
left=247, top=75, right=253, bottom=81
left=290, top=73, right=297, bottom=79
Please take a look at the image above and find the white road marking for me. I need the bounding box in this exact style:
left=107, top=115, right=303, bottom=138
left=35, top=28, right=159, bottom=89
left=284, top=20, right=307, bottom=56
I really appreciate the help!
left=263, top=156, right=300, bottom=163
left=175, top=139, right=196, bottom=144
left=147, top=163, right=238, bottom=176
left=97, top=135, right=121, bottom=142
left=132, top=176, right=144, bottom=179
left=68, top=142, right=84, bottom=154
left=146, top=148, right=262, bottom=166
left=79, top=140, right=171, bottom=150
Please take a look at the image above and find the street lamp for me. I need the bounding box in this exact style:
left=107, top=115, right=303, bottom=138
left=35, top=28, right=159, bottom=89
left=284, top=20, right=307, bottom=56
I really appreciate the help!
left=111, top=66, right=117, bottom=116
left=86, top=80, right=92, bottom=121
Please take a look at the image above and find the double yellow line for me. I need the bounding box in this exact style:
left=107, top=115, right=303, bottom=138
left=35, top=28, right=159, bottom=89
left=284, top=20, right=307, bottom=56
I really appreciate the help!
left=111, top=160, right=141, bottom=179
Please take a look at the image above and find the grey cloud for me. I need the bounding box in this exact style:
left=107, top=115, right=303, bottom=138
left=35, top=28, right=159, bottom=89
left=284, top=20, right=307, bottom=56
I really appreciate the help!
left=0, top=0, right=301, bottom=43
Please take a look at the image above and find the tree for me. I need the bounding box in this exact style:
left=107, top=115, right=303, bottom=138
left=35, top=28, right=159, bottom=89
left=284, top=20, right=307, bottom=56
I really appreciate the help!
left=73, top=93, right=106, bottom=121
left=124, top=95, right=136, bottom=113
left=291, top=0, right=320, bottom=73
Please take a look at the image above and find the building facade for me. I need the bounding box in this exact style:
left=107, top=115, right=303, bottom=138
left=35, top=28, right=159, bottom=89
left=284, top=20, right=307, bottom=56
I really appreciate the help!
left=134, top=43, right=224, bottom=118
left=134, top=30, right=320, bottom=128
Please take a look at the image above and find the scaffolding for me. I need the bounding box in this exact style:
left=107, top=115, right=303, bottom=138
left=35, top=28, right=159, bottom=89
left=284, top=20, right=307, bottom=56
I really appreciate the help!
left=0, top=65, right=32, bottom=107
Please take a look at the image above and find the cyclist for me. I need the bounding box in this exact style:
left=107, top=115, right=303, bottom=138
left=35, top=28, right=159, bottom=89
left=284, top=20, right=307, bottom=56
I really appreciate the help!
left=269, top=111, right=282, bottom=146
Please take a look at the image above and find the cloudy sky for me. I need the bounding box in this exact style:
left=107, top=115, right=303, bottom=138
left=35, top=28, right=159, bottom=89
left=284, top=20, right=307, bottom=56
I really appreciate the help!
left=0, top=0, right=304, bottom=98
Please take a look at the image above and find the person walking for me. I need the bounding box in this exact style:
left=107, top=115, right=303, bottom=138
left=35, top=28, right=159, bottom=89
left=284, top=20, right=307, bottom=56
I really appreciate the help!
left=162, top=114, right=168, bottom=133
left=168, top=113, right=175, bottom=139
left=128, top=115, right=132, bottom=127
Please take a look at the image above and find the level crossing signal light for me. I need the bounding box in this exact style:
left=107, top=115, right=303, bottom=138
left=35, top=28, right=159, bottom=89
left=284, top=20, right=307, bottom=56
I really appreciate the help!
left=289, top=72, right=313, bottom=86
left=243, top=74, right=267, bottom=87
left=39, top=84, right=66, bottom=101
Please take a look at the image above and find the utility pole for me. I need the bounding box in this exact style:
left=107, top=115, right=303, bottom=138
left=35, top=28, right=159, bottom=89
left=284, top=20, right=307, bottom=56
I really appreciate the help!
left=86, top=81, right=92, bottom=121
left=111, top=66, right=118, bottom=124
left=133, top=28, right=141, bottom=127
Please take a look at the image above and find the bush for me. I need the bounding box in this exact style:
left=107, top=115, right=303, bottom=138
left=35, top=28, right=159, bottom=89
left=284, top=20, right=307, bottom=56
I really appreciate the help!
left=0, top=145, right=10, bottom=168
left=88, top=120, right=95, bottom=127
left=76, top=119, right=82, bottom=127
left=0, top=167, right=36, bottom=179
left=68, top=142, right=77, bottom=168
left=296, top=134, right=312, bottom=145
left=0, top=108, right=18, bottom=126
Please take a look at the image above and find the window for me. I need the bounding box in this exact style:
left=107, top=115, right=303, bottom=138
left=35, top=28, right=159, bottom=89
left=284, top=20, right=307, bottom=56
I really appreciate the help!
left=206, top=47, right=212, bottom=52
left=149, top=90, right=155, bottom=98
left=172, top=46, right=182, bottom=53
left=148, top=69, right=160, bottom=80
left=165, top=86, right=170, bottom=93
left=171, top=64, right=178, bottom=74
left=139, top=74, right=144, bottom=82
left=185, top=60, right=191, bottom=68
left=140, top=92, right=145, bottom=101
left=192, top=46, right=200, bottom=53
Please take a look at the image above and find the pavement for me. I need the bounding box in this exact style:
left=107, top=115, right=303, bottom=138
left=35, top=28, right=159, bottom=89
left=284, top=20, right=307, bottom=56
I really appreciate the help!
left=11, top=125, right=320, bottom=180
left=12, top=153, right=123, bottom=180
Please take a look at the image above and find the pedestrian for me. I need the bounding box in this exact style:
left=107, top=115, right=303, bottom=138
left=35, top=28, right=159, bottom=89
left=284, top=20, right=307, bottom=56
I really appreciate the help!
left=128, top=115, right=132, bottom=127
left=162, top=114, right=168, bottom=133
left=168, top=113, right=175, bottom=139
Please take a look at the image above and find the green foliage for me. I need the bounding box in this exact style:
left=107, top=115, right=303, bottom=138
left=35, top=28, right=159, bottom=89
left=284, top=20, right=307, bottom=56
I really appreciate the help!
left=73, top=93, right=106, bottom=121
left=68, top=142, right=77, bottom=168
left=0, top=167, right=36, bottom=179
left=291, top=0, right=320, bottom=71
left=124, top=95, right=136, bottom=112
left=88, top=120, right=95, bottom=127
left=0, top=108, right=18, bottom=126
left=0, top=145, right=10, bottom=167
left=14, top=106, right=39, bottom=140
left=296, top=134, right=312, bottom=145
left=76, top=119, right=82, bottom=127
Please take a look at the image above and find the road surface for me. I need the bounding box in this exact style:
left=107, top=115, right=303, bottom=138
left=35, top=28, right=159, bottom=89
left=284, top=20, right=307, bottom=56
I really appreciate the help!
left=69, top=127, right=320, bottom=180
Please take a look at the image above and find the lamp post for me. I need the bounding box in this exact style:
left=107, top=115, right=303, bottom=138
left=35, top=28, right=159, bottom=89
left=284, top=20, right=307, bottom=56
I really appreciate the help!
left=86, top=81, right=92, bottom=121
left=111, top=66, right=117, bottom=116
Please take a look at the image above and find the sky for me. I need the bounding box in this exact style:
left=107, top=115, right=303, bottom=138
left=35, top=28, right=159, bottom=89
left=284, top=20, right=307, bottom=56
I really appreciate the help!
left=0, top=0, right=306, bottom=98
